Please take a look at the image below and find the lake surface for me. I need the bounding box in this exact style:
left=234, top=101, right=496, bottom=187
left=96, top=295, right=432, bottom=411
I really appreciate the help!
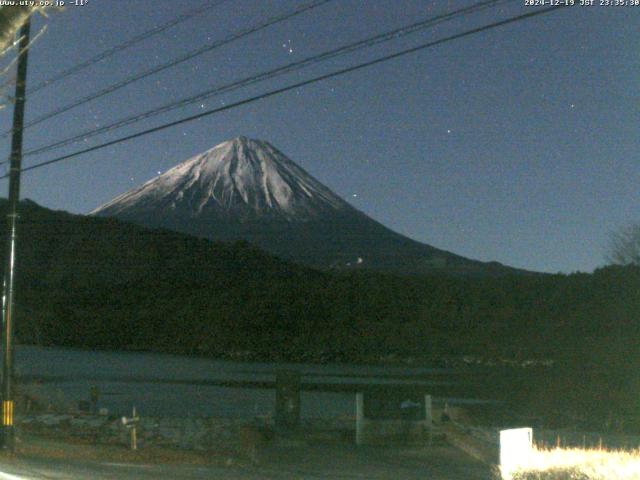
left=12, top=345, right=461, bottom=418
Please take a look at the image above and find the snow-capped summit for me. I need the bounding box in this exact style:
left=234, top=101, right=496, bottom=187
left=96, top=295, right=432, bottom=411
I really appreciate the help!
left=92, top=137, right=516, bottom=275
left=92, top=137, right=349, bottom=221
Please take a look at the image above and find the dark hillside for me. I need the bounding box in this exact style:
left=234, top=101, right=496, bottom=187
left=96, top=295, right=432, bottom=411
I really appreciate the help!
left=2, top=200, right=639, bottom=428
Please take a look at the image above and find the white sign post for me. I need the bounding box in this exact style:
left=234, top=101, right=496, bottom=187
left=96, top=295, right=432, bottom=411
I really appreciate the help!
left=500, top=427, right=533, bottom=479
left=122, top=406, right=140, bottom=451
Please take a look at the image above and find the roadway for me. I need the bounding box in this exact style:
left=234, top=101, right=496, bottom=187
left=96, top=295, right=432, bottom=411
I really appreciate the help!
left=0, top=443, right=493, bottom=479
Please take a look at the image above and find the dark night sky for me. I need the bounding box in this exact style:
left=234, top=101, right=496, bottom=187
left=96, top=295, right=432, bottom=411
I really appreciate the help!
left=0, top=0, right=637, bottom=273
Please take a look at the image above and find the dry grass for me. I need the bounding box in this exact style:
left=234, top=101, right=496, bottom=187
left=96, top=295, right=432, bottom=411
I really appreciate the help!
left=9, top=433, right=239, bottom=467
left=502, top=446, right=640, bottom=480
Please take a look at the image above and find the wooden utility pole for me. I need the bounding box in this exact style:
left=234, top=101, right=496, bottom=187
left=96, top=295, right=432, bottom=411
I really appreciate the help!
left=1, top=17, right=31, bottom=451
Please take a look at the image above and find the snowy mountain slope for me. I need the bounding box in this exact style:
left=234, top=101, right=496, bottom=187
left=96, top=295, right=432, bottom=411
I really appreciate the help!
left=92, top=137, right=518, bottom=275
left=93, top=137, right=349, bottom=221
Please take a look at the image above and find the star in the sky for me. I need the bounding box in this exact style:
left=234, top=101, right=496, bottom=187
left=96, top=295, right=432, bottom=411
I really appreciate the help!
left=282, top=39, right=294, bottom=54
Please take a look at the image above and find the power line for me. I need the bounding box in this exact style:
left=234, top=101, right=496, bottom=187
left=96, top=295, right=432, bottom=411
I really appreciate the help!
left=23, top=0, right=511, bottom=158
left=0, top=4, right=568, bottom=181
left=0, top=0, right=333, bottom=138
left=27, top=0, right=230, bottom=95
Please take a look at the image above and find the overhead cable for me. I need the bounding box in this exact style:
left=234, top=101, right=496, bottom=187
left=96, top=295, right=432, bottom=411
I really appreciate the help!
left=0, top=4, right=568, bottom=180
left=0, top=0, right=334, bottom=138
left=23, top=0, right=512, bottom=158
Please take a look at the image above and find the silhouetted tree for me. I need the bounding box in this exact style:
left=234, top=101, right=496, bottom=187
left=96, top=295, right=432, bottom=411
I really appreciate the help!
left=0, top=6, right=36, bottom=53
left=607, top=223, right=640, bottom=266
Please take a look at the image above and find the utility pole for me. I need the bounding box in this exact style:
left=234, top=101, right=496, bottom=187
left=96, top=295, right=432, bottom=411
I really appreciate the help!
left=1, top=18, right=31, bottom=451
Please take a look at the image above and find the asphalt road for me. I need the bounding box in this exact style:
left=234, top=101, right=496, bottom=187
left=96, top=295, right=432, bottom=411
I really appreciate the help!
left=0, top=444, right=494, bottom=479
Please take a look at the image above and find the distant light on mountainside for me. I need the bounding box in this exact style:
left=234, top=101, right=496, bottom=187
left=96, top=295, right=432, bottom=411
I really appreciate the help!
left=92, top=137, right=525, bottom=276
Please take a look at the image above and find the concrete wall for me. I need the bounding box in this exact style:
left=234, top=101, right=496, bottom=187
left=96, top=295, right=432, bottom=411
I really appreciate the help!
left=355, top=393, right=432, bottom=445
left=17, top=413, right=355, bottom=451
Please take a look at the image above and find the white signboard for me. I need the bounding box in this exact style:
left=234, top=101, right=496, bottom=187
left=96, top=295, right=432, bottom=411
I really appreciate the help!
left=500, top=427, right=533, bottom=479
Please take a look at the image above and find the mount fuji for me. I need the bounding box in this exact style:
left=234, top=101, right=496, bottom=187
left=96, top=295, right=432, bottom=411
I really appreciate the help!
left=91, top=137, right=514, bottom=275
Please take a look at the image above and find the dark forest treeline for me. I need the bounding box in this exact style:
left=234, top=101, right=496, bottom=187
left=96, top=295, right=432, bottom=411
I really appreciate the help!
left=4, top=200, right=640, bottom=427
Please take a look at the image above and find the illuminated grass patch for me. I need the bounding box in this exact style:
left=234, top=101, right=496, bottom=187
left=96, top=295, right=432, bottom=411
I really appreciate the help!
left=502, top=447, right=640, bottom=480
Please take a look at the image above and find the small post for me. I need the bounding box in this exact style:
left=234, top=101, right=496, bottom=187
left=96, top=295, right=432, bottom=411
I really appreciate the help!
left=89, top=385, right=99, bottom=414
left=131, top=406, right=137, bottom=451
left=121, top=406, right=140, bottom=451
left=275, top=370, right=300, bottom=435
left=355, top=392, right=364, bottom=446
left=424, top=394, right=432, bottom=445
